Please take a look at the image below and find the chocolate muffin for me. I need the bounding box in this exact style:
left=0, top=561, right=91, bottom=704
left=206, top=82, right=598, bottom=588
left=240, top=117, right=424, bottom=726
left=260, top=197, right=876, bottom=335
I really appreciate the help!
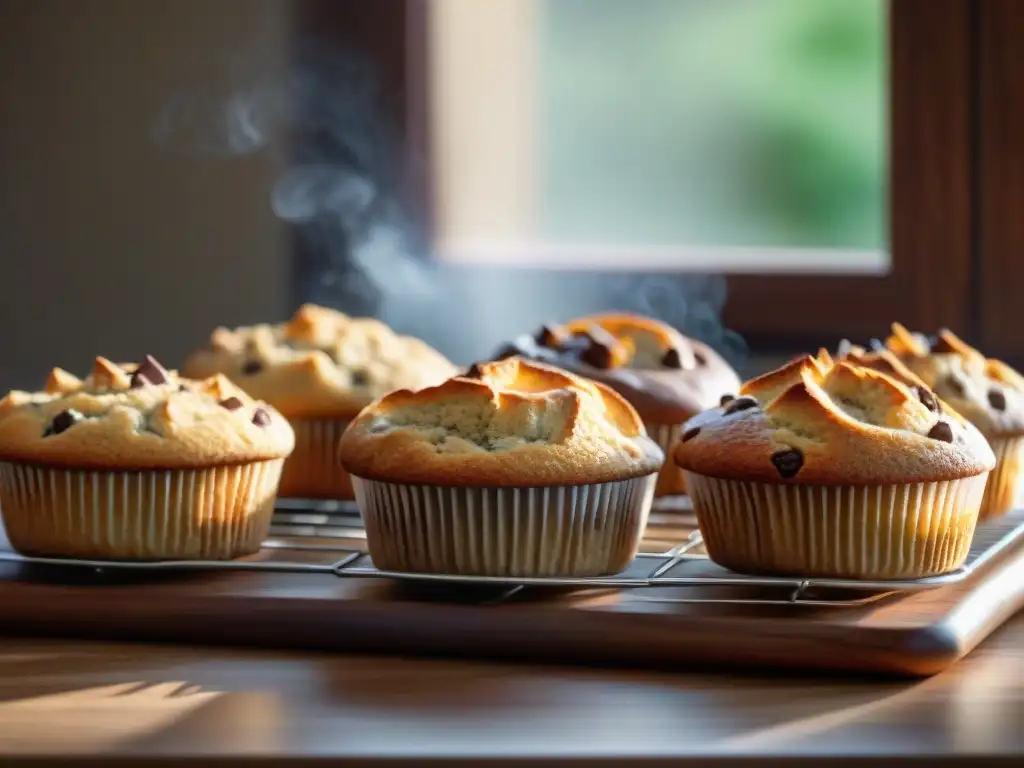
left=489, top=312, right=741, bottom=496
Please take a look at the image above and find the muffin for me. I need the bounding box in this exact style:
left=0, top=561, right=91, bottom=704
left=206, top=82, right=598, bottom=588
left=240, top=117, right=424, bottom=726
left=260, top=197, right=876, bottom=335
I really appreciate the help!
left=183, top=304, right=457, bottom=500
left=883, top=323, right=1024, bottom=519
left=490, top=312, right=741, bottom=496
left=0, top=355, right=294, bottom=560
left=675, top=354, right=994, bottom=579
left=339, top=357, right=663, bottom=577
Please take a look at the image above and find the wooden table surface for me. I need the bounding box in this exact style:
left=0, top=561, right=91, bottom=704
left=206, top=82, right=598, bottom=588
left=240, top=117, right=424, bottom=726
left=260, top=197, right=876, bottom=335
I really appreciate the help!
left=1, top=614, right=1022, bottom=764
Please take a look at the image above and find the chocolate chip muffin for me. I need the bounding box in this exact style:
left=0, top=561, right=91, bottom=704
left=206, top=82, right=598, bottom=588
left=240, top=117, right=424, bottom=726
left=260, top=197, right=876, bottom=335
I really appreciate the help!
left=183, top=304, right=456, bottom=500
left=490, top=312, right=741, bottom=497
left=674, top=354, right=994, bottom=579
left=0, top=356, right=294, bottom=560
left=339, top=357, right=663, bottom=577
left=884, top=323, right=1024, bottom=519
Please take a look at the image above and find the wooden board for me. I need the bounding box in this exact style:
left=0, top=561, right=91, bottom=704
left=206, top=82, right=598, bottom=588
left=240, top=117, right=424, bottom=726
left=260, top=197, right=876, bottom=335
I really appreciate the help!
left=0, top=507, right=1021, bottom=679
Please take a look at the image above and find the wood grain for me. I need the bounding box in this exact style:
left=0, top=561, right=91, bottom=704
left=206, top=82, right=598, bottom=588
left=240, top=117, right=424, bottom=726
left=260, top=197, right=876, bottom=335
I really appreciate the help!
left=0, top=618, right=1022, bottom=762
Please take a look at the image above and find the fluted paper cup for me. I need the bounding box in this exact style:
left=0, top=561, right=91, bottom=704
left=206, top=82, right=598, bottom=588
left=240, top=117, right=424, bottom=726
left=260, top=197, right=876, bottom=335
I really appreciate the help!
left=684, top=471, right=989, bottom=579
left=0, top=459, right=284, bottom=560
left=979, top=436, right=1024, bottom=520
left=352, top=475, right=657, bottom=577
left=645, top=422, right=686, bottom=497
left=277, top=418, right=353, bottom=500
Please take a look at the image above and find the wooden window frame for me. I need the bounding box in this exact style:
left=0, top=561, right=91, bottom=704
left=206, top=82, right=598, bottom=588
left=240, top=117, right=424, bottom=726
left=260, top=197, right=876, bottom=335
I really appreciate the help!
left=978, top=0, right=1024, bottom=367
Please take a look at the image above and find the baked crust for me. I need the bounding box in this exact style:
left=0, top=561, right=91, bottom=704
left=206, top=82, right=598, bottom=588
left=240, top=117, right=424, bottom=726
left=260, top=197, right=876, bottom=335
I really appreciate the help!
left=674, top=354, right=995, bottom=485
left=491, top=312, right=742, bottom=423
left=883, top=323, right=1024, bottom=438
left=182, top=304, right=457, bottom=419
left=0, top=357, right=294, bottom=469
left=339, top=357, right=664, bottom=487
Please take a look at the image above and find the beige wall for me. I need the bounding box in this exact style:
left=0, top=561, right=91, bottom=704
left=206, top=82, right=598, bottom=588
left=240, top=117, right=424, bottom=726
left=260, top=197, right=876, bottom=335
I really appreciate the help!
left=0, top=0, right=293, bottom=391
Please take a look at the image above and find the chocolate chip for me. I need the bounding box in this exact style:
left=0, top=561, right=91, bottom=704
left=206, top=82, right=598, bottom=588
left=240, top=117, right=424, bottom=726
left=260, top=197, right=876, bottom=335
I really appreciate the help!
left=694, top=351, right=707, bottom=366
left=350, top=369, right=369, bottom=386
left=724, top=396, right=758, bottom=415
left=915, top=385, right=939, bottom=413
left=581, top=340, right=615, bottom=369
left=130, top=355, right=169, bottom=388
left=252, top=408, right=271, bottom=427
left=464, top=363, right=484, bottom=378
left=931, top=334, right=959, bottom=355
left=534, top=324, right=563, bottom=348
left=720, top=394, right=735, bottom=406
left=242, top=360, right=263, bottom=375
left=682, top=426, right=700, bottom=442
left=219, top=396, right=244, bottom=411
left=47, top=409, right=83, bottom=437
left=582, top=324, right=618, bottom=348
left=493, top=344, right=520, bottom=361
left=771, top=449, right=804, bottom=479
left=945, top=375, right=965, bottom=397
left=928, top=421, right=954, bottom=443
left=178, top=384, right=189, bottom=392
left=987, top=389, right=1007, bottom=411
left=561, top=333, right=592, bottom=352
left=662, top=348, right=684, bottom=369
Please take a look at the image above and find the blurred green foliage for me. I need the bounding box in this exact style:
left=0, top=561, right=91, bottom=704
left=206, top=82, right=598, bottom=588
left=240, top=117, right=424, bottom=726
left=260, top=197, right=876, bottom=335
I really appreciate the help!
left=542, top=0, right=886, bottom=252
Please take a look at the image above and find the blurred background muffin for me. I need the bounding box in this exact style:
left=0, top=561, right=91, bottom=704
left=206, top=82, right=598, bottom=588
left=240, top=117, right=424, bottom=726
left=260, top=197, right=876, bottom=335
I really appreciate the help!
left=491, top=312, right=741, bottom=497
left=885, top=324, right=1024, bottom=519
left=183, top=304, right=456, bottom=500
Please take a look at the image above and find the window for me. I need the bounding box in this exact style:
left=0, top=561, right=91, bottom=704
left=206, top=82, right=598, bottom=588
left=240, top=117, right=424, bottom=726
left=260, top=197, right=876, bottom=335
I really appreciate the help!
left=429, top=0, right=888, bottom=274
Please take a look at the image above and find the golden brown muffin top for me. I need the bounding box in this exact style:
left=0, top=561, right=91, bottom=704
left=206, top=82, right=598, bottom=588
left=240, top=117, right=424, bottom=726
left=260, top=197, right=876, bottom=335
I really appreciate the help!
left=490, top=312, right=742, bottom=423
left=0, top=356, right=294, bottom=469
left=182, top=304, right=458, bottom=420
left=674, top=353, right=994, bottom=485
left=339, top=357, right=664, bottom=487
left=885, top=323, right=1024, bottom=438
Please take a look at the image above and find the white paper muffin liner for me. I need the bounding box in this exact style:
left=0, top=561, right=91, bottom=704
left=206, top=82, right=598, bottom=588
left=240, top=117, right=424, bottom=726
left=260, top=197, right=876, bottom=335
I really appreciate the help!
left=684, top=471, right=989, bottom=579
left=645, top=421, right=686, bottom=497
left=278, top=418, right=353, bottom=500
left=0, top=459, right=284, bottom=560
left=979, top=435, right=1024, bottom=520
left=352, top=475, right=657, bottom=577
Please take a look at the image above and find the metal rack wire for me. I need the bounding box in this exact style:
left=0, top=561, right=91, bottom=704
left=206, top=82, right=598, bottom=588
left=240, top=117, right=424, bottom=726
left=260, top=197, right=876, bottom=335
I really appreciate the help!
left=1, top=501, right=1021, bottom=608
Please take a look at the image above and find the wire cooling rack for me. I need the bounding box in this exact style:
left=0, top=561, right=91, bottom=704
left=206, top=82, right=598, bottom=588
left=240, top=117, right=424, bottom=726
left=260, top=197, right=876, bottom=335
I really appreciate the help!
left=1, top=500, right=1021, bottom=608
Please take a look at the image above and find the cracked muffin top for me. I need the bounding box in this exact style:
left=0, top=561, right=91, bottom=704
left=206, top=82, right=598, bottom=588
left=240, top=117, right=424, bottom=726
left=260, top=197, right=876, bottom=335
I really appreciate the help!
left=674, top=353, right=994, bottom=485
left=338, top=357, right=664, bottom=487
left=182, top=304, right=458, bottom=419
left=0, top=356, right=294, bottom=469
left=884, top=323, right=1024, bottom=438
left=489, top=312, right=741, bottom=423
